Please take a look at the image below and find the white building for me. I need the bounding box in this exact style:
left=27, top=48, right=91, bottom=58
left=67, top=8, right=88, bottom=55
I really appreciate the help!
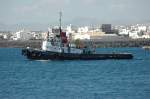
left=13, top=30, right=33, bottom=40
left=142, top=34, right=150, bottom=39
left=74, top=34, right=90, bottom=40
left=3, top=35, right=8, bottom=39
left=78, top=26, right=89, bottom=33
left=119, top=28, right=130, bottom=35
left=129, top=31, right=140, bottom=39
left=138, top=26, right=147, bottom=32
left=66, top=24, right=72, bottom=33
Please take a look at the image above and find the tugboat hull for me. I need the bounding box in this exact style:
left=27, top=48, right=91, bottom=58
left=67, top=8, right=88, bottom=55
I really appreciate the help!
left=22, top=49, right=133, bottom=60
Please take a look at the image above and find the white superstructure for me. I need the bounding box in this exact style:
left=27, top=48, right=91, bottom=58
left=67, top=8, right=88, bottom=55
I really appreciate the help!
left=41, top=28, right=83, bottom=54
left=42, top=40, right=83, bottom=54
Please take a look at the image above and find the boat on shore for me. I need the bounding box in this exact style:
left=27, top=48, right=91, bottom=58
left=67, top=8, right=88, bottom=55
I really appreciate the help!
left=22, top=12, right=133, bottom=60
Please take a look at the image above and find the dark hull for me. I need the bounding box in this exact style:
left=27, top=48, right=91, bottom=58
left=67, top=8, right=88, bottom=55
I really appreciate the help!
left=22, top=48, right=133, bottom=60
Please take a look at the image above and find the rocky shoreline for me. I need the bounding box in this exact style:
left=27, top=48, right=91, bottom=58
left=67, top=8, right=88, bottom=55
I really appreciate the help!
left=0, top=39, right=150, bottom=48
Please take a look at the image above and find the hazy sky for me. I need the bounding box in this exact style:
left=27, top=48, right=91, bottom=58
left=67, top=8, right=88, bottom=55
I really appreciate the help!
left=0, top=0, right=150, bottom=26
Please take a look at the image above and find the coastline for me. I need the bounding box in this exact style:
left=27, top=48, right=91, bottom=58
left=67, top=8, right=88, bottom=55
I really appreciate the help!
left=0, top=39, right=150, bottom=48
left=0, top=40, right=42, bottom=48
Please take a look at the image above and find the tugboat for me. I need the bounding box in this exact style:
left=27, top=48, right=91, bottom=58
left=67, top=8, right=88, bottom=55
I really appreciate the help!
left=22, top=12, right=133, bottom=60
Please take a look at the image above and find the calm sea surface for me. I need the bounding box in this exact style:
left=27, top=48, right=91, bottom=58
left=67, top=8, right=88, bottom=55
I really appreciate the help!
left=0, top=48, right=150, bottom=99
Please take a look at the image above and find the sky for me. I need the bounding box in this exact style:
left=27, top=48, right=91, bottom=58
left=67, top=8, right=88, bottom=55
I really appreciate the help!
left=0, top=0, right=150, bottom=30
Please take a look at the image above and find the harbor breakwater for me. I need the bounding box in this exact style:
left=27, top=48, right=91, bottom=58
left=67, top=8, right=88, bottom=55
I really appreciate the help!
left=0, top=39, right=150, bottom=48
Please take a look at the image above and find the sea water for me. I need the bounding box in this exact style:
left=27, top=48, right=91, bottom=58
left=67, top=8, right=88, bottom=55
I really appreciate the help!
left=0, top=48, right=150, bottom=99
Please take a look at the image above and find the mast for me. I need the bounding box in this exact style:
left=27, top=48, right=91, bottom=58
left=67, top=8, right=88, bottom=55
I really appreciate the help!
left=59, top=11, right=63, bottom=52
left=47, top=31, right=49, bottom=40
left=59, top=11, right=62, bottom=31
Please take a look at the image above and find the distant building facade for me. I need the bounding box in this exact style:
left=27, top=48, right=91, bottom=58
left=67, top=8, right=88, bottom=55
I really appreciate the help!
left=101, top=24, right=112, bottom=34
